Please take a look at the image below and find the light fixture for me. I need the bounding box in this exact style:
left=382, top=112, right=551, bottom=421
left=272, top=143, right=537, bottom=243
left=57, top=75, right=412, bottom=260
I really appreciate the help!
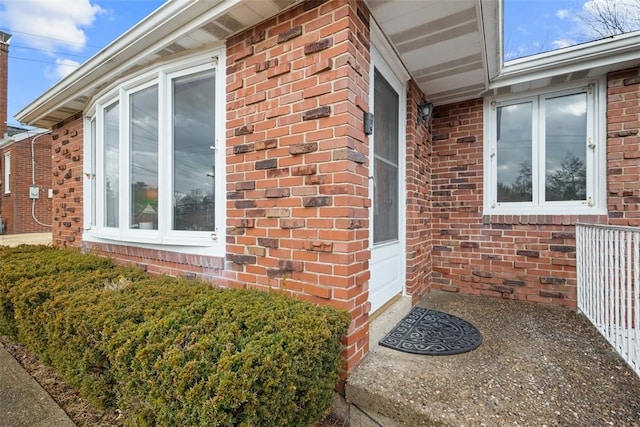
left=417, top=100, right=433, bottom=126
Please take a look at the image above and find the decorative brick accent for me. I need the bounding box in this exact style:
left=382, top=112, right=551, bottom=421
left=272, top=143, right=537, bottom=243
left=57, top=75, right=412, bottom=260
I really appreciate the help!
left=235, top=181, right=256, bottom=191
left=303, top=0, right=329, bottom=11
left=516, top=250, right=540, bottom=257
left=255, top=139, right=278, bottom=150
left=304, top=38, right=332, bottom=54
left=249, top=30, right=265, bottom=44
left=258, top=238, right=278, bottom=248
left=277, top=26, right=303, bottom=43
left=289, top=142, right=318, bottom=155
left=333, top=148, right=365, bottom=163
left=227, top=254, right=257, bottom=265
left=265, top=188, right=290, bottom=198
left=456, top=136, right=476, bottom=143
left=233, top=143, right=254, bottom=154
left=234, top=125, right=254, bottom=136
left=303, top=106, right=331, bottom=120
left=303, top=196, right=331, bottom=207
left=255, top=159, right=277, bottom=169
left=291, top=165, right=317, bottom=176
left=256, top=59, right=278, bottom=73
left=280, top=219, right=305, bottom=229
left=304, top=241, right=333, bottom=252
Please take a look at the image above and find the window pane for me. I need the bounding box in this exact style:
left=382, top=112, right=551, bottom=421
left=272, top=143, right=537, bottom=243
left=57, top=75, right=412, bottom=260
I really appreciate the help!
left=130, top=85, right=159, bottom=229
left=496, top=102, right=532, bottom=202
left=90, top=118, right=96, bottom=227
left=173, top=70, right=215, bottom=231
left=373, top=69, right=399, bottom=244
left=545, top=93, right=587, bottom=201
left=4, top=152, right=10, bottom=193
left=104, top=102, right=119, bottom=227
left=373, top=69, right=399, bottom=163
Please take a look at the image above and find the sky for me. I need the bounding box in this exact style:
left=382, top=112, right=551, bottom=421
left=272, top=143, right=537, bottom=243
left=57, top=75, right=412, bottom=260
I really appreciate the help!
left=0, top=0, right=165, bottom=129
left=1, top=0, right=640, bottom=129
left=503, top=0, right=640, bottom=61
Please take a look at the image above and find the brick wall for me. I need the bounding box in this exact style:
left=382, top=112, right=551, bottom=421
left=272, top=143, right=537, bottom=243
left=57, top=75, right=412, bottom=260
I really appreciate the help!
left=50, top=0, right=374, bottom=373
left=225, top=0, right=371, bottom=372
left=607, top=68, right=640, bottom=226
left=51, top=114, right=84, bottom=247
left=429, top=68, right=640, bottom=307
left=0, top=134, right=52, bottom=234
left=405, top=80, right=432, bottom=303
left=0, top=40, right=8, bottom=138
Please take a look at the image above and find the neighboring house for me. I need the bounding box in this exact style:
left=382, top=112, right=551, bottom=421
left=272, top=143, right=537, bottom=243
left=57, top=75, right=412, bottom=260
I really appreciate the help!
left=15, top=0, right=640, bottom=373
left=0, top=32, right=52, bottom=234
left=0, top=129, right=53, bottom=234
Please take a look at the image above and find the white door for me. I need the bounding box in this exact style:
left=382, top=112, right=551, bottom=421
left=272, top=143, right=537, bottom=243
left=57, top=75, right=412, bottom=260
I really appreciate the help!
left=369, top=47, right=406, bottom=314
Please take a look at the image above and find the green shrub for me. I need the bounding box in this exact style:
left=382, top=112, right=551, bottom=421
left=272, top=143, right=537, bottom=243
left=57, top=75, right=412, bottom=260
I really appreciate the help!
left=0, top=246, right=350, bottom=426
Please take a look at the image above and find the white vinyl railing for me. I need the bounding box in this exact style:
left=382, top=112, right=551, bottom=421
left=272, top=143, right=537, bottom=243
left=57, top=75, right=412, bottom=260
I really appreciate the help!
left=576, top=223, right=640, bottom=378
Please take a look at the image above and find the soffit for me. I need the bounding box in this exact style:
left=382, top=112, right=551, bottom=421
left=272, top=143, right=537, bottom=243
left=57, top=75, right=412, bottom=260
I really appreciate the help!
left=366, top=0, right=490, bottom=106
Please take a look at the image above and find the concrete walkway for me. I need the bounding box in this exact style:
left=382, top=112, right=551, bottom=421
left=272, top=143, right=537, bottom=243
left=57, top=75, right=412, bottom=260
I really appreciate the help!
left=0, top=345, right=74, bottom=427
left=346, top=291, right=640, bottom=426
left=0, top=232, right=71, bottom=426
left=0, top=233, right=51, bottom=247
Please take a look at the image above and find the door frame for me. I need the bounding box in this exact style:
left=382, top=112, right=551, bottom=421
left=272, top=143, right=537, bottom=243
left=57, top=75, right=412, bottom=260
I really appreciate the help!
left=368, top=39, right=408, bottom=314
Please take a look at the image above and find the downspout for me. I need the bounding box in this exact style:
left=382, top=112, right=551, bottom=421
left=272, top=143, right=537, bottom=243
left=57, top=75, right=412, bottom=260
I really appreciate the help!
left=31, top=132, right=52, bottom=227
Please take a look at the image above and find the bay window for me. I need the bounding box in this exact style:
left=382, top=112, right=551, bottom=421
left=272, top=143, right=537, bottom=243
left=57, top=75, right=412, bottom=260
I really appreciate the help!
left=84, top=52, right=225, bottom=253
left=484, top=81, right=606, bottom=215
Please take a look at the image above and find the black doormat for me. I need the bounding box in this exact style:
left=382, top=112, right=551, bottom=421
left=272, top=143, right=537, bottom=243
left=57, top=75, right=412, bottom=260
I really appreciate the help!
left=379, top=307, right=482, bottom=355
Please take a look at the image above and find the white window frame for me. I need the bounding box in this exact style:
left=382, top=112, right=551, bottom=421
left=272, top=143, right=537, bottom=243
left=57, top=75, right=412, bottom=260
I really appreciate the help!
left=3, top=152, right=10, bottom=194
left=83, top=49, right=226, bottom=256
left=483, top=79, right=607, bottom=216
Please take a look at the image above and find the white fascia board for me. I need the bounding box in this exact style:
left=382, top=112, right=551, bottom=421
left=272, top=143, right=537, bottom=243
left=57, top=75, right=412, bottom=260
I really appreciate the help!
left=0, top=128, right=49, bottom=149
left=15, top=0, right=233, bottom=126
left=0, top=137, right=14, bottom=150
left=491, top=31, right=640, bottom=89
left=479, top=0, right=500, bottom=84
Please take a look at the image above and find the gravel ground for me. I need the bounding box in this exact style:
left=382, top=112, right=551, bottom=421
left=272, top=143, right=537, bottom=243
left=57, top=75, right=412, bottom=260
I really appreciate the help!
left=346, top=291, right=640, bottom=426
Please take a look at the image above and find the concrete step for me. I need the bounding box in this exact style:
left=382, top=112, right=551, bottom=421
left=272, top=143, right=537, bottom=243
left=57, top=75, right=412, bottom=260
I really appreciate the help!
left=342, top=295, right=444, bottom=426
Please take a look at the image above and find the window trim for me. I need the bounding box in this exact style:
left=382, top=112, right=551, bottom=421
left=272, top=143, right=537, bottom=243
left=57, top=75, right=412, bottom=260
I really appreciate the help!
left=3, top=152, right=10, bottom=194
left=83, top=49, right=226, bottom=256
left=483, top=79, right=607, bottom=216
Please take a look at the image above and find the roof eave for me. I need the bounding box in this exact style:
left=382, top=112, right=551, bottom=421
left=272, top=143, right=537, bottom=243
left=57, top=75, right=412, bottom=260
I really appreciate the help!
left=490, top=31, right=640, bottom=89
left=15, top=0, right=233, bottom=127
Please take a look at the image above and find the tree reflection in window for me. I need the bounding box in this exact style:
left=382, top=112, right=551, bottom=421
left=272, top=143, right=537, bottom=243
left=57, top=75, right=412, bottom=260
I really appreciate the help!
left=130, top=85, right=158, bottom=229
left=172, top=70, right=215, bottom=231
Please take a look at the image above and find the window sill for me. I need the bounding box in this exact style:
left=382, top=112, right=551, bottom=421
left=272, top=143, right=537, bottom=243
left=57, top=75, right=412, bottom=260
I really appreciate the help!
left=83, top=231, right=224, bottom=257
left=482, top=214, right=608, bottom=226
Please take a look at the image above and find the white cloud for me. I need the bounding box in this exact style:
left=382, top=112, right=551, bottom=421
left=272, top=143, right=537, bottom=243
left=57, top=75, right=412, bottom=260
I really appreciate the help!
left=516, top=25, right=529, bottom=35
left=0, top=0, right=104, bottom=53
left=50, top=58, right=81, bottom=80
left=556, top=9, right=570, bottom=19
left=552, top=38, right=577, bottom=49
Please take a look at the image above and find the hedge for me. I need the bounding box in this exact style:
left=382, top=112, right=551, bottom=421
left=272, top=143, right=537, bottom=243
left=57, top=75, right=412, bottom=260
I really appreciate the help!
left=0, top=245, right=351, bottom=426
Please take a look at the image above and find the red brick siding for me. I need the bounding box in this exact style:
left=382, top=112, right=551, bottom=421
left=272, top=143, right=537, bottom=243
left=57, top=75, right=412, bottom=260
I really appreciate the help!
left=0, top=41, right=8, bottom=138
left=0, top=135, right=52, bottom=234
left=607, top=68, right=640, bottom=226
left=50, top=0, right=374, bottom=373
left=405, top=80, right=432, bottom=304
left=430, top=68, right=640, bottom=307
left=225, top=0, right=371, bottom=372
left=50, top=114, right=84, bottom=247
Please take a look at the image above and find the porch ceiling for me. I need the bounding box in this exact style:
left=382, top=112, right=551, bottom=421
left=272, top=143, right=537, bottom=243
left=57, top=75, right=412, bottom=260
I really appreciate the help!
left=367, top=0, right=491, bottom=106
